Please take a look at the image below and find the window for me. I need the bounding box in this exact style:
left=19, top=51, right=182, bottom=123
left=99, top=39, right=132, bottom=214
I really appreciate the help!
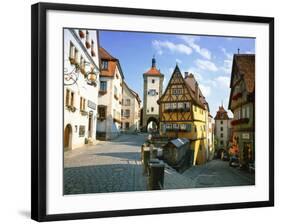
left=152, top=79, right=155, bottom=83
left=164, top=103, right=171, bottom=110
left=173, top=124, right=179, bottom=129
left=65, top=89, right=70, bottom=106
left=242, top=107, right=246, bottom=118
left=151, top=107, right=154, bottom=112
left=187, top=124, right=192, bottom=132
left=80, top=97, right=86, bottom=111
left=194, top=125, right=197, bottom=132
left=246, top=106, right=250, bottom=118
left=183, top=102, right=190, bottom=111
left=125, top=109, right=130, bottom=117
left=121, top=109, right=123, bottom=117
left=220, top=120, right=223, bottom=125
left=172, top=88, right=183, bottom=95
left=79, top=125, right=85, bottom=137
left=166, top=124, right=172, bottom=130
left=100, top=81, right=107, bottom=92
left=221, top=133, right=223, bottom=137
left=74, top=48, right=79, bottom=65
left=180, top=124, right=186, bottom=130
left=125, top=122, right=130, bottom=129
left=98, top=106, right=106, bottom=120
left=125, top=99, right=131, bottom=106
left=70, top=92, right=74, bottom=106
left=69, top=41, right=76, bottom=64
left=220, top=127, right=223, bottom=131
left=114, top=86, right=118, bottom=100
left=220, top=140, right=224, bottom=146
left=101, top=60, right=108, bottom=70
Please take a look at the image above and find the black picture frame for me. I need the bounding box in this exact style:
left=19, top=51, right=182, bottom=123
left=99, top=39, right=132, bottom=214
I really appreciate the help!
left=31, top=2, right=274, bottom=222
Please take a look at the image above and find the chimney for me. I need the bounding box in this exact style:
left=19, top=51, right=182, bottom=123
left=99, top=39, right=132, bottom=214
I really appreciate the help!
left=184, top=72, right=189, bottom=79
left=195, top=81, right=199, bottom=100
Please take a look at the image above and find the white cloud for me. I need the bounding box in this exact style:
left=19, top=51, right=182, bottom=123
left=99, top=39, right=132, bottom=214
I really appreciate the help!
left=220, top=47, right=233, bottom=74
left=221, top=47, right=232, bottom=60
left=215, top=76, right=230, bottom=88
left=176, top=58, right=182, bottom=64
left=195, top=59, right=218, bottom=72
left=199, top=84, right=211, bottom=97
left=179, top=36, right=211, bottom=60
left=245, top=50, right=254, bottom=54
left=152, top=40, right=192, bottom=55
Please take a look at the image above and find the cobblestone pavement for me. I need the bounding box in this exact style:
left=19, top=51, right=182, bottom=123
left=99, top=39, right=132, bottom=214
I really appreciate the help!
left=64, top=134, right=254, bottom=194
left=164, top=159, right=255, bottom=190
left=64, top=133, right=148, bottom=194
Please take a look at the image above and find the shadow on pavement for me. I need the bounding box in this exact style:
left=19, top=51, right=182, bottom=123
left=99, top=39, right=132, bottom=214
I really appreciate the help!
left=64, top=163, right=147, bottom=195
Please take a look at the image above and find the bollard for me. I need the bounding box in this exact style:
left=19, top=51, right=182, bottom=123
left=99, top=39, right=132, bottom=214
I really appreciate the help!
left=143, top=147, right=150, bottom=175
left=151, top=148, right=158, bottom=159
left=141, top=144, right=147, bottom=162
left=148, top=161, right=165, bottom=190
left=148, top=159, right=160, bottom=175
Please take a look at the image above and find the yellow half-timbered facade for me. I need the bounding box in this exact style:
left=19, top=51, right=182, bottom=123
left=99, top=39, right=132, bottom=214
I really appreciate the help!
left=158, top=65, right=209, bottom=165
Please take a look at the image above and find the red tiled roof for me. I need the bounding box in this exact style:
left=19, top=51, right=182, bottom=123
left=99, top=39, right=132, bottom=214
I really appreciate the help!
left=99, top=47, right=124, bottom=79
left=184, top=73, right=208, bottom=110
left=214, top=106, right=230, bottom=120
left=235, top=54, right=255, bottom=93
left=144, top=67, right=161, bottom=75
left=99, top=47, right=117, bottom=61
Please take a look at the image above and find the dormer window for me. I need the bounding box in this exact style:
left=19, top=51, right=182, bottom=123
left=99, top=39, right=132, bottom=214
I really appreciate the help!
left=101, top=60, right=108, bottom=70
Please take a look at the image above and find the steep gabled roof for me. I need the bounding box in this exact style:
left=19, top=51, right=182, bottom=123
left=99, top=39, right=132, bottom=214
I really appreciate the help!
left=123, top=81, right=141, bottom=104
left=184, top=73, right=208, bottom=110
left=99, top=47, right=117, bottom=61
left=99, top=47, right=124, bottom=79
left=228, top=54, right=255, bottom=109
left=214, top=105, right=230, bottom=120
left=158, top=65, right=208, bottom=110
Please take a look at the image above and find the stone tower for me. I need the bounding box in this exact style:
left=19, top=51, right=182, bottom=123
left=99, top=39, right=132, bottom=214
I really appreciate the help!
left=142, top=56, right=164, bottom=131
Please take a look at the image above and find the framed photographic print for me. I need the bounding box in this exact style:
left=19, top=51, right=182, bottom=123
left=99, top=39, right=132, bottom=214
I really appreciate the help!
left=31, top=2, right=274, bottom=222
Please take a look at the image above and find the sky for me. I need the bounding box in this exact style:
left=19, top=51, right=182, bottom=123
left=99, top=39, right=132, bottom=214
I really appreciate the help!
left=99, top=30, right=255, bottom=117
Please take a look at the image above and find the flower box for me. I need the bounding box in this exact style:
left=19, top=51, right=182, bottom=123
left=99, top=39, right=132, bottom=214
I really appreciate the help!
left=79, top=30, right=85, bottom=38
left=232, top=92, right=242, bottom=101
left=231, top=118, right=249, bottom=126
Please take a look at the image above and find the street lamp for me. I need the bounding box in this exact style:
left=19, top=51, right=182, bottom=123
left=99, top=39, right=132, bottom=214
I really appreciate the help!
left=64, top=61, right=99, bottom=86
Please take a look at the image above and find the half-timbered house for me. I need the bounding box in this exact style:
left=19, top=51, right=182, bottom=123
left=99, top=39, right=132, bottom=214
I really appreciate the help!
left=228, top=54, right=255, bottom=169
left=158, top=65, right=209, bottom=165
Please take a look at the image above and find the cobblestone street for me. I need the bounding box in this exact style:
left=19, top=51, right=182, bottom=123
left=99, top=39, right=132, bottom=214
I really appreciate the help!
left=164, top=159, right=255, bottom=190
left=64, top=133, right=148, bottom=194
left=64, top=134, right=255, bottom=195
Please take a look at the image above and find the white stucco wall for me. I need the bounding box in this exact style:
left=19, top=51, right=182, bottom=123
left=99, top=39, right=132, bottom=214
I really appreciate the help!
left=215, top=119, right=231, bottom=150
left=97, top=66, right=123, bottom=139
left=64, top=29, right=100, bottom=149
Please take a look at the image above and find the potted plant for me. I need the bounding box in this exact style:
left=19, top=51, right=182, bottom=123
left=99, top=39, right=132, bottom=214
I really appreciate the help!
left=79, top=30, right=85, bottom=38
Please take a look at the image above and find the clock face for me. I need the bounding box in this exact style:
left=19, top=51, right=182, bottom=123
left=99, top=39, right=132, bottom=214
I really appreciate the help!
left=148, top=89, right=158, bottom=96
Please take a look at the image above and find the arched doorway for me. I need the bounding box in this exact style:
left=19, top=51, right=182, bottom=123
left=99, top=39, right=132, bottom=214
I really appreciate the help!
left=64, top=124, right=72, bottom=151
left=146, top=117, right=159, bottom=133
